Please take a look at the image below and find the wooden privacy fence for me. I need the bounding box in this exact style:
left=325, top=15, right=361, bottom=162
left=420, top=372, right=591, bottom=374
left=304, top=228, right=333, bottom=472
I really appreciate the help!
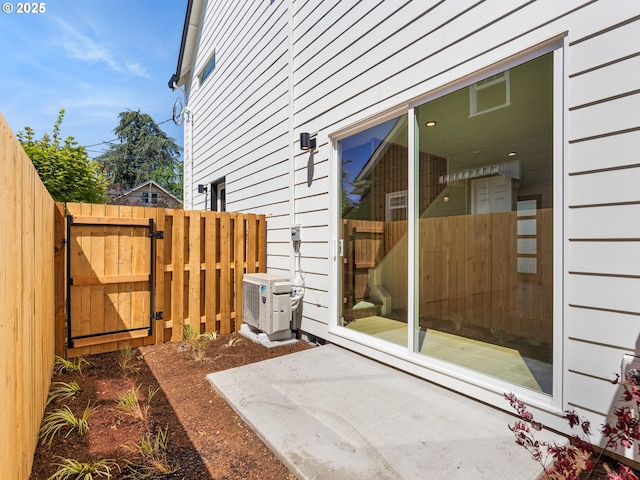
left=57, top=203, right=266, bottom=358
left=1, top=114, right=56, bottom=480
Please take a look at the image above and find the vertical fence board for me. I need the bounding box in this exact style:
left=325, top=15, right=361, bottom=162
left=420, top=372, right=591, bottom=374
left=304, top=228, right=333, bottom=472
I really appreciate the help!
left=54, top=203, right=66, bottom=357
left=258, top=215, right=267, bottom=271
left=188, top=211, right=201, bottom=331
left=204, top=212, right=219, bottom=332
left=154, top=209, right=166, bottom=344
left=235, top=214, right=246, bottom=331
left=219, top=214, right=232, bottom=334
left=170, top=210, right=185, bottom=341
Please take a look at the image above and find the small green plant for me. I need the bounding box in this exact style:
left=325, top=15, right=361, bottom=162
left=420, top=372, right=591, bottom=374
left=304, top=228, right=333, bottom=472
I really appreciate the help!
left=226, top=334, right=243, bottom=348
left=182, top=325, right=198, bottom=343
left=116, top=385, right=159, bottom=421
left=124, top=428, right=176, bottom=478
left=182, top=325, right=219, bottom=361
left=40, top=403, right=96, bottom=446
left=119, top=347, right=140, bottom=375
left=48, top=457, right=119, bottom=480
left=47, top=381, right=82, bottom=406
left=199, top=331, right=219, bottom=341
left=54, top=355, right=89, bottom=374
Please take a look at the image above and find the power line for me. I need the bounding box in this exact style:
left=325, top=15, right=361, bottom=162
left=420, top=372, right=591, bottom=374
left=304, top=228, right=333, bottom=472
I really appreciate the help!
left=83, top=118, right=174, bottom=148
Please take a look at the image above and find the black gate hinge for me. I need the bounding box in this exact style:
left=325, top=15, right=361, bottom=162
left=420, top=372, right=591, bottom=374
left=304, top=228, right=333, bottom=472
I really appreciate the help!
left=149, top=311, right=163, bottom=320
left=150, top=231, right=164, bottom=239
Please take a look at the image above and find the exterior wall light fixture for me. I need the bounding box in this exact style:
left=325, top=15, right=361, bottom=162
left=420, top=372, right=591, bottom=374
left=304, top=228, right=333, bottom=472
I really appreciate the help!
left=300, top=132, right=316, bottom=151
left=197, top=184, right=208, bottom=194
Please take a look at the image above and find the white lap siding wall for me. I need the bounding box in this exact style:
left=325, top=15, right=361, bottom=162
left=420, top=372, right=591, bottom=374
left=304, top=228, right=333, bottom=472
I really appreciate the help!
left=183, top=0, right=640, bottom=456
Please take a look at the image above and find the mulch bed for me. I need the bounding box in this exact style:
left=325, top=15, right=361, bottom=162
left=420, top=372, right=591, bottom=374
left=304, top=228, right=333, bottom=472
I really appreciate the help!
left=30, top=333, right=311, bottom=479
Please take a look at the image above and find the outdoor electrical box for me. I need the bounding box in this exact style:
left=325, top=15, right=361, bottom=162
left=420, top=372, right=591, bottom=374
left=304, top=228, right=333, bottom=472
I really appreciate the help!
left=291, top=225, right=301, bottom=242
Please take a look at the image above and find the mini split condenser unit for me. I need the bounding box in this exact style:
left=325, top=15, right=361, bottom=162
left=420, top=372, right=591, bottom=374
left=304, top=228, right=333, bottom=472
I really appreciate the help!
left=242, top=273, right=291, bottom=334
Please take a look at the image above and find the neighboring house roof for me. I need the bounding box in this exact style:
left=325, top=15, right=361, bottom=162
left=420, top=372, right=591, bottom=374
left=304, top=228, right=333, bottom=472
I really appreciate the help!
left=351, top=116, right=407, bottom=195
left=168, top=0, right=204, bottom=90
left=112, top=180, right=182, bottom=206
left=122, top=179, right=177, bottom=198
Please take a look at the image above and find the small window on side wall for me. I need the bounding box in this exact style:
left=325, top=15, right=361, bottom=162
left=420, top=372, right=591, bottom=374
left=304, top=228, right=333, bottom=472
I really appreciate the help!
left=198, top=51, right=216, bottom=85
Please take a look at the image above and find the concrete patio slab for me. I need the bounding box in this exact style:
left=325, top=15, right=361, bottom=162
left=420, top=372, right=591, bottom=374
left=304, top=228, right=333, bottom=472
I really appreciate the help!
left=207, top=344, right=560, bottom=480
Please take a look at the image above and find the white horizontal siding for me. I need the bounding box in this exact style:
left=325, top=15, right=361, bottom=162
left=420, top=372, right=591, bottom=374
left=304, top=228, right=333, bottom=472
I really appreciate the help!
left=566, top=371, right=619, bottom=416
left=569, top=55, right=640, bottom=108
left=569, top=14, right=640, bottom=75
left=567, top=340, right=629, bottom=380
left=569, top=205, right=640, bottom=239
left=228, top=188, right=289, bottom=213
left=568, top=131, right=640, bottom=173
left=567, top=306, right=640, bottom=349
left=568, top=94, right=640, bottom=142
left=569, top=168, right=640, bottom=206
left=294, top=157, right=329, bottom=187
left=294, top=211, right=331, bottom=230
left=563, top=4, right=640, bottom=444
left=569, top=275, right=640, bottom=313
left=569, top=242, right=640, bottom=276
left=294, top=0, right=456, bottom=95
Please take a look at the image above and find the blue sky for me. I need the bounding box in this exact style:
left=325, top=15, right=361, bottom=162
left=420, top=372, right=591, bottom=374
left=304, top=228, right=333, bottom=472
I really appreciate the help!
left=0, top=0, right=187, bottom=158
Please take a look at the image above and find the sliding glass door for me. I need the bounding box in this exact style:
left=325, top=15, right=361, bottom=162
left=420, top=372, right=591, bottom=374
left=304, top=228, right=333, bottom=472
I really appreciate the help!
left=338, top=115, right=409, bottom=347
left=337, top=52, right=554, bottom=394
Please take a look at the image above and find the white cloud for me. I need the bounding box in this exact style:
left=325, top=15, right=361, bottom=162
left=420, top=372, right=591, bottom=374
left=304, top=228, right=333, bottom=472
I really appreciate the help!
left=126, top=63, right=150, bottom=79
left=53, top=17, right=149, bottom=79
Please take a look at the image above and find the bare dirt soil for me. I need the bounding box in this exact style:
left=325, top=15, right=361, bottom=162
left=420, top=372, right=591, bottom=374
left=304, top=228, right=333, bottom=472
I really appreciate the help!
left=30, top=333, right=311, bottom=479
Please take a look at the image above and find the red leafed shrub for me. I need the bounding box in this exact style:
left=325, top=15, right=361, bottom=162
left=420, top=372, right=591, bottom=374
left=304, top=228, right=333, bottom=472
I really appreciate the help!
left=506, top=373, right=640, bottom=480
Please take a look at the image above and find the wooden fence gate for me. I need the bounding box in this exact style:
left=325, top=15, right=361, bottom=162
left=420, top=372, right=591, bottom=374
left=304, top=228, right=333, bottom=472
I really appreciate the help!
left=66, top=214, right=160, bottom=349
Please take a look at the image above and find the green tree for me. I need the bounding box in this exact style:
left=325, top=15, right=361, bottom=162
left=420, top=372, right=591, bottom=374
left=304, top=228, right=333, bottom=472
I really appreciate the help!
left=17, top=109, right=107, bottom=203
left=150, top=164, right=183, bottom=200
left=97, top=110, right=183, bottom=199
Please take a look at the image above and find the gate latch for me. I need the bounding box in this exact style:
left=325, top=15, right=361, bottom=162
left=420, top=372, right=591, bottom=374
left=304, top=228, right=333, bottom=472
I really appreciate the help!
left=150, top=231, right=164, bottom=239
left=150, top=311, right=163, bottom=320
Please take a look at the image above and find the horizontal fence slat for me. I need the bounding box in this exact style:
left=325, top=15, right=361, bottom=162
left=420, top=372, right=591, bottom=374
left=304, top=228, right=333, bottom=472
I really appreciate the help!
left=71, top=274, right=150, bottom=286
left=70, top=329, right=151, bottom=349
left=69, top=215, right=152, bottom=227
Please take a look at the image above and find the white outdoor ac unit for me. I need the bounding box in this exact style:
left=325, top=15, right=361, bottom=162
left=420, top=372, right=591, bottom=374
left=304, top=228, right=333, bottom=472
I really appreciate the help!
left=242, top=273, right=291, bottom=334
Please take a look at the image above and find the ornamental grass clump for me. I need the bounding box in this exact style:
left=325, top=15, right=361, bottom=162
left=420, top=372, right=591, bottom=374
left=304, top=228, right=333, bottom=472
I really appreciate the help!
left=39, top=403, right=96, bottom=446
left=46, top=381, right=82, bottom=406
left=48, top=457, right=120, bottom=480
left=118, top=347, right=141, bottom=375
left=182, top=325, right=219, bottom=361
left=124, top=427, right=176, bottom=478
left=506, top=372, right=640, bottom=480
left=54, top=355, right=89, bottom=374
left=116, top=384, right=159, bottom=421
